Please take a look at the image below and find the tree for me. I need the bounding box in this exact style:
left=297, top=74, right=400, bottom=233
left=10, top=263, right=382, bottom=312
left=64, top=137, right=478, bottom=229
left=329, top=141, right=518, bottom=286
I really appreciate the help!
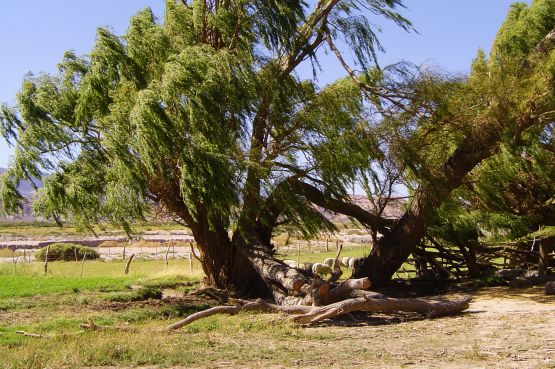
left=0, top=0, right=412, bottom=299
left=1, top=0, right=554, bottom=301
left=352, top=0, right=555, bottom=285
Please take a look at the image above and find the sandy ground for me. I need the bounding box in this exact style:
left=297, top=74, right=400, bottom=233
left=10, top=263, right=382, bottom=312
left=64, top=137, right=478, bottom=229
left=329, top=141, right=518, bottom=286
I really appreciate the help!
left=78, top=287, right=555, bottom=369
left=191, top=287, right=555, bottom=369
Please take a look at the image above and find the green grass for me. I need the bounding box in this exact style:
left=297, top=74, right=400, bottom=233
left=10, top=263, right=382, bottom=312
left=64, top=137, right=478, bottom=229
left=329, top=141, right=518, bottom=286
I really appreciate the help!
left=0, top=275, right=131, bottom=298
left=0, top=258, right=203, bottom=278
left=0, top=313, right=325, bottom=368
left=104, top=286, right=163, bottom=302
left=0, top=258, right=203, bottom=299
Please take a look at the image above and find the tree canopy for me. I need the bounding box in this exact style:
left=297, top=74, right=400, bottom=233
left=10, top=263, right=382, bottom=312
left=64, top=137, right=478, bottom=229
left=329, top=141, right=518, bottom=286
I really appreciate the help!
left=1, top=0, right=554, bottom=297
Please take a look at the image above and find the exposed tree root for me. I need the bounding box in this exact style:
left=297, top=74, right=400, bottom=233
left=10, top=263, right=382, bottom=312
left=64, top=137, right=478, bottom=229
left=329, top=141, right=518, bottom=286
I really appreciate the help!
left=167, top=277, right=472, bottom=330
left=16, top=331, right=44, bottom=338
left=289, top=294, right=472, bottom=324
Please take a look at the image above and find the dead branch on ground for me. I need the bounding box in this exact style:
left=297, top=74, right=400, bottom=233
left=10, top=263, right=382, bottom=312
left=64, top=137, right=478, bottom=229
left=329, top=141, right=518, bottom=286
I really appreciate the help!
left=167, top=276, right=472, bottom=330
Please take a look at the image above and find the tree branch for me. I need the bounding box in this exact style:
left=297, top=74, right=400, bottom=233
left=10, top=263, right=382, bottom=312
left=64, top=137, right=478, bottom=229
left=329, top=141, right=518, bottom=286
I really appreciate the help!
left=289, top=179, right=393, bottom=234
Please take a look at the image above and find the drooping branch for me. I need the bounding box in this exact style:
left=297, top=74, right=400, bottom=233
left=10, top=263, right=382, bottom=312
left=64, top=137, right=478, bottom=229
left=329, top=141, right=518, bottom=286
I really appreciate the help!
left=354, top=26, right=555, bottom=287
left=324, top=28, right=409, bottom=111
left=278, top=0, right=340, bottom=74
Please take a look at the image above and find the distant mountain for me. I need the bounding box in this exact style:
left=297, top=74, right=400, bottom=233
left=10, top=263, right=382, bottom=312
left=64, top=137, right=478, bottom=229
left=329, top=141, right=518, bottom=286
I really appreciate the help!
left=0, top=167, right=41, bottom=221
left=0, top=167, right=42, bottom=199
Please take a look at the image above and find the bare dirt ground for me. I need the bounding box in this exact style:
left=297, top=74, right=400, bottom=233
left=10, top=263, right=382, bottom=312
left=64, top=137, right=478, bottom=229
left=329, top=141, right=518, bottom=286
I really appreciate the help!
left=345, top=286, right=555, bottom=369
left=74, top=287, right=555, bottom=369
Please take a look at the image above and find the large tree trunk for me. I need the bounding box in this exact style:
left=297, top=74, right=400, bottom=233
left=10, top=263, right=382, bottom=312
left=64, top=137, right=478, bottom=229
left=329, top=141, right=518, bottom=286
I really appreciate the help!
left=190, top=219, right=309, bottom=298
left=354, top=126, right=501, bottom=286
left=191, top=224, right=270, bottom=295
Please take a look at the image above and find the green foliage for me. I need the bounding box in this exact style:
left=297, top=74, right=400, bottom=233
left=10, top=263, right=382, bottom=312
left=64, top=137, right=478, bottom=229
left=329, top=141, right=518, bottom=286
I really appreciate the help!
left=492, top=0, right=555, bottom=63
left=0, top=0, right=410, bottom=243
left=415, top=0, right=555, bottom=248
left=104, top=286, right=163, bottom=302
left=35, top=243, right=100, bottom=262
left=427, top=196, right=482, bottom=247
left=471, top=144, right=554, bottom=238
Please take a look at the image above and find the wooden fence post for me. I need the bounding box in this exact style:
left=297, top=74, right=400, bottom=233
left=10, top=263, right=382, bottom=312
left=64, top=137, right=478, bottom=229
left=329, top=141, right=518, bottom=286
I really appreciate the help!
left=80, top=252, right=87, bottom=277
left=297, top=241, right=300, bottom=267
left=13, top=255, right=19, bottom=274
left=44, top=245, right=50, bottom=276
left=124, top=254, right=136, bottom=275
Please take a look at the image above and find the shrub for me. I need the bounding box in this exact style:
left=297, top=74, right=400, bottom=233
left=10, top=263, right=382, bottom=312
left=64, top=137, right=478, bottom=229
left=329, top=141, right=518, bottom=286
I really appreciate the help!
left=104, top=287, right=163, bottom=302
left=35, top=243, right=100, bottom=262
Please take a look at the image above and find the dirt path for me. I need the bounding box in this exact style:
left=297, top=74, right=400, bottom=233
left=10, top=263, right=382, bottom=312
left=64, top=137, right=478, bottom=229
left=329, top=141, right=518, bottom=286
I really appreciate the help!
left=320, top=287, right=555, bottom=369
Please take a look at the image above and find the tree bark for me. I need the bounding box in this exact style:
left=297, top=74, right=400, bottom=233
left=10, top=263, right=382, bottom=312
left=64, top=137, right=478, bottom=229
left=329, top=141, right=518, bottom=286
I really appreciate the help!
left=191, top=224, right=270, bottom=295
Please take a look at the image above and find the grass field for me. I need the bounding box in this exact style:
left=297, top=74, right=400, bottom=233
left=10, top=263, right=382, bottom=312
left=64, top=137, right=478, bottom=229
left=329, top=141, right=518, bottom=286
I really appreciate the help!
left=0, top=242, right=554, bottom=368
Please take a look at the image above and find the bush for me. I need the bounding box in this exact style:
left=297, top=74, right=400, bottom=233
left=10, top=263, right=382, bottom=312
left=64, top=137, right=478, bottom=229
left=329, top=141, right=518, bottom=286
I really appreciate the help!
left=35, top=243, right=100, bottom=262
left=104, top=287, right=163, bottom=302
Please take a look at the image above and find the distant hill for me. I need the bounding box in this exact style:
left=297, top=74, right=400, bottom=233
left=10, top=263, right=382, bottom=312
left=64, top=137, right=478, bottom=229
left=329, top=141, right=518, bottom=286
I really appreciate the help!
left=319, top=195, right=405, bottom=223
left=0, top=169, right=404, bottom=224
left=0, top=167, right=41, bottom=199
left=0, top=167, right=41, bottom=221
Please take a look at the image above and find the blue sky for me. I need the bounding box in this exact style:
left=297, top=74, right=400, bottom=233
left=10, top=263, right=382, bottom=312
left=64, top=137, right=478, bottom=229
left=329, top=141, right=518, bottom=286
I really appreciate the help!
left=0, top=0, right=528, bottom=167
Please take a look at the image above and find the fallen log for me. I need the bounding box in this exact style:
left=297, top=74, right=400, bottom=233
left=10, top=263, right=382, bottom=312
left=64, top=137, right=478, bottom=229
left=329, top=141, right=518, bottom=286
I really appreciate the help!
left=290, top=295, right=472, bottom=324
left=247, top=243, right=308, bottom=294
left=328, top=278, right=371, bottom=303
left=16, top=331, right=43, bottom=338
left=166, top=294, right=472, bottom=330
